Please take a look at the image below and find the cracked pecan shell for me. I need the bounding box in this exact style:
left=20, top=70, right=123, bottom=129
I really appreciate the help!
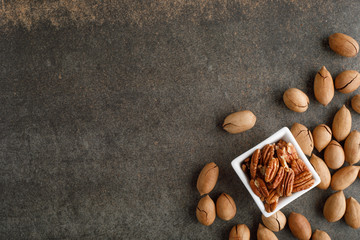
left=265, top=157, right=279, bottom=183
left=250, top=149, right=261, bottom=179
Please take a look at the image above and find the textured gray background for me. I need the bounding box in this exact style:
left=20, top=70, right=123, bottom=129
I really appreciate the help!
left=0, top=0, right=359, bottom=239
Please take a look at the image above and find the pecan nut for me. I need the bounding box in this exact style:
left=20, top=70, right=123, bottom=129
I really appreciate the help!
left=241, top=158, right=250, bottom=177
left=261, top=144, right=275, bottom=165
left=269, top=166, right=285, bottom=189
left=264, top=199, right=278, bottom=213
left=250, top=149, right=261, bottom=179
left=293, top=179, right=315, bottom=192
left=276, top=141, right=298, bottom=164
left=265, top=157, right=279, bottom=182
left=292, top=171, right=314, bottom=192
left=266, top=189, right=280, bottom=204
left=251, top=177, right=269, bottom=198
left=277, top=168, right=294, bottom=197
left=291, top=158, right=309, bottom=175
left=250, top=179, right=262, bottom=198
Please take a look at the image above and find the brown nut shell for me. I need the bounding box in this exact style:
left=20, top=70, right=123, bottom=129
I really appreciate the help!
left=335, top=70, right=360, bottom=93
left=344, top=130, right=360, bottom=165
left=291, top=123, right=314, bottom=156
left=196, top=195, right=216, bottom=226
left=309, top=154, right=330, bottom=190
left=329, top=33, right=359, bottom=57
left=229, top=224, right=250, bottom=240
left=288, top=212, right=312, bottom=240
left=314, top=66, right=334, bottom=106
left=312, top=229, right=331, bottom=240
left=323, top=191, right=346, bottom=222
left=324, top=140, right=345, bottom=170
left=331, top=166, right=360, bottom=191
left=222, top=111, right=256, bottom=134
left=345, top=197, right=360, bottom=229
left=261, top=211, right=286, bottom=232
left=283, top=88, right=309, bottom=112
left=257, top=223, right=278, bottom=240
left=332, top=105, right=352, bottom=141
left=196, top=162, right=219, bottom=195
left=216, top=193, right=236, bottom=221
left=351, top=94, right=360, bottom=113
left=313, top=124, right=332, bottom=152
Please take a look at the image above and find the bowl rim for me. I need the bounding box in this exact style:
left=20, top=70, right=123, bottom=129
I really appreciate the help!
left=231, top=127, right=321, bottom=217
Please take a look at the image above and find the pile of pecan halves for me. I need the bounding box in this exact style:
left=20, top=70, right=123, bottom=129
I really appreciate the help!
left=242, top=140, right=315, bottom=213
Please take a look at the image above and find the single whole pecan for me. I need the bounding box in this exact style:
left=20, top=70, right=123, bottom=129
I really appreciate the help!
left=250, top=149, right=261, bottom=179
left=265, top=157, right=279, bottom=182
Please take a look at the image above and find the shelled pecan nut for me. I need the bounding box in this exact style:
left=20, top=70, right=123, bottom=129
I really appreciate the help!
left=250, top=149, right=261, bottom=179
left=270, top=200, right=278, bottom=212
left=269, top=166, right=285, bottom=189
left=265, top=157, right=279, bottom=182
left=277, top=168, right=294, bottom=197
left=293, top=179, right=315, bottom=193
left=261, top=144, right=275, bottom=165
left=241, top=158, right=250, bottom=176
left=291, top=158, right=309, bottom=175
left=251, top=177, right=269, bottom=198
left=264, top=199, right=278, bottom=213
left=266, top=189, right=280, bottom=204
left=293, top=171, right=313, bottom=186
left=250, top=179, right=262, bottom=198
left=264, top=202, right=271, bottom=213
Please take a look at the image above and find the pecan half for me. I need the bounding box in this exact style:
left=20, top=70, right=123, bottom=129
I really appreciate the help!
left=291, top=158, right=309, bottom=175
left=293, top=179, right=315, bottom=193
left=250, top=149, right=261, bottom=179
left=261, top=144, right=275, bottom=165
left=265, top=157, right=279, bottom=182
left=241, top=158, right=250, bottom=176
left=269, top=166, right=285, bottom=189
left=276, top=141, right=299, bottom=164
left=284, top=169, right=295, bottom=196
left=270, top=200, right=278, bottom=212
left=252, top=177, right=269, bottom=198
left=250, top=179, right=262, bottom=198
left=286, top=142, right=298, bottom=161
left=292, top=171, right=314, bottom=192
left=277, top=168, right=294, bottom=197
left=264, top=202, right=271, bottom=213
left=266, top=189, right=280, bottom=204
left=264, top=199, right=278, bottom=213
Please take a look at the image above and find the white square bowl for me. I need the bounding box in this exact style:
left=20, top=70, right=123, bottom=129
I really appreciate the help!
left=231, top=127, right=321, bottom=217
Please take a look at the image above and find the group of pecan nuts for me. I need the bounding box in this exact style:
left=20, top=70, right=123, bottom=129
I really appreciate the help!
left=242, top=140, right=315, bottom=213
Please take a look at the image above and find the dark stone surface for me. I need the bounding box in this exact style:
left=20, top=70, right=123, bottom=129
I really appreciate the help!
left=1, top=1, right=359, bottom=239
